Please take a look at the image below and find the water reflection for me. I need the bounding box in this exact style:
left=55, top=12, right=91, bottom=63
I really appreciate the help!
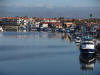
left=79, top=54, right=96, bottom=71
left=61, top=33, right=75, bottom=43
left=0, top=32, right=63, bottom=39
left=1, top=32, right=100, bottom=75
left=0, top=32, right=76, bottom=62
left=0, top=51, right=75, bottom=62
left=96, top=49, right=100, bottom=63
left=76, top=43, right=80, bottom=48
left=79, top=52, right=100, bottom=75
left=0, top=32, right=74, bottom=42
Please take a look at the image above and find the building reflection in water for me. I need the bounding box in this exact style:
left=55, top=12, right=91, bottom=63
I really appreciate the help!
left=61, top=33, right=74, bottom=43
left=79, top=53, right=96, bottom=71
left=1, top=32, right=65, bottom=39
left=0, top=32, right=74, bottom=43
left=62, top=33, right=69, bottom=41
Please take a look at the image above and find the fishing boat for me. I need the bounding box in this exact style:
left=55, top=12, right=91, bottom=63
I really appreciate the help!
left=0, top=26, right=3, bottom=32
left=80, top=36, right=95, bottom=54
left=75, top=37, right=81, bottom=43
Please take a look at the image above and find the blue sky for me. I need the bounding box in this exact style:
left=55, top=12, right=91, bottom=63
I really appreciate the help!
left=0, top=0, right=100, bottom=8
left=0, top=0, right=100, bottom=18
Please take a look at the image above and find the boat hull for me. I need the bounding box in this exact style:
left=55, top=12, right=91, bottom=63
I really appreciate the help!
left=80, top=49, right=96, bottom=54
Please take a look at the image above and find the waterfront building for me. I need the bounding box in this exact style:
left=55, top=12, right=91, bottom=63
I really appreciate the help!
left=40, top=22, right=48, bottom=28
left=43, top=18, right=60, bottom=23
left=0, top=17, right=29, bottom=31
left=64, top=22, right=75, bottom=28
left=91, top=25, right=100, bottom=38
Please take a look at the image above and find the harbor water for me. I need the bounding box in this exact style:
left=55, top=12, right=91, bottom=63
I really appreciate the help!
left=0, top=32, right=100, bottom=75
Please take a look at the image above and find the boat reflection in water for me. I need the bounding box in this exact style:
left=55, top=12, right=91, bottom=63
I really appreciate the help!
left=79, top=53, right=96, bottom=71
left=76, top=42, right=80, bottom=48
left=62, top=33, right=70, bottom=41
left=96, top=49, right=100, bottom=63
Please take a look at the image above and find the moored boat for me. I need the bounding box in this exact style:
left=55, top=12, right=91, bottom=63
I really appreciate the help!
left=75, top=37, right=81, bottom=43
left=80, top=37, right=96, bottom=54
left=0, top=26, right=3, bottom=32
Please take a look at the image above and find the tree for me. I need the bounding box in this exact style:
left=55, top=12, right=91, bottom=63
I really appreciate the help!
left=90, top=13, right=93, bottom=18
left=24, top=16, right=28, bottom=18
left=16, top=16, right=19, bottom=17
left=88, top=13, right=93, bottom=23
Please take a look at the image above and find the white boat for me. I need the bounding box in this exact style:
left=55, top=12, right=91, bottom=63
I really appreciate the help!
left=75, top=37, right=81, bottom=43
left=0, top=26, right=3, bottom=32
left=61, top=28, right=65, bottom=32
left=80, top=37, right=95, bottom=53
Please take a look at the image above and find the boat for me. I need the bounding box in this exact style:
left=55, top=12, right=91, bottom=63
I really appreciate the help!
left=80, top=36, right=96, bottom=54
left=61, top=28, right=65, bottom=32
left=0, top=26, right=3, bottom=32
left=66, top=29, right=70, bottom=33
left=75, top=37, right=81, bottom=43
left=95, top=40, right=100, bottom=50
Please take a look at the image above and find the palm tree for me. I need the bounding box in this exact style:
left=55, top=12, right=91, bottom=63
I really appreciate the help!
left=90, top=13, right=93, bottom=19
left=88, top=13, right=93, bottom=23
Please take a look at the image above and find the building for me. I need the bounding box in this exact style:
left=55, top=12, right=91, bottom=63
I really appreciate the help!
left=0, top=17, right=29, bottom=31
left=64, top=22, right=75, bottom=28
left=40, top=22, right=48, bottom=28
left=43, top=18, right=60, bottom=23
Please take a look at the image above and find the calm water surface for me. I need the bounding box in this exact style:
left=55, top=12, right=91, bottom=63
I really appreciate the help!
left=0, top=32, right=100, bottom=75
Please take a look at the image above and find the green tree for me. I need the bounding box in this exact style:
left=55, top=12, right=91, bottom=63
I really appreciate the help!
left=90, top=13, right=93, bottom=18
